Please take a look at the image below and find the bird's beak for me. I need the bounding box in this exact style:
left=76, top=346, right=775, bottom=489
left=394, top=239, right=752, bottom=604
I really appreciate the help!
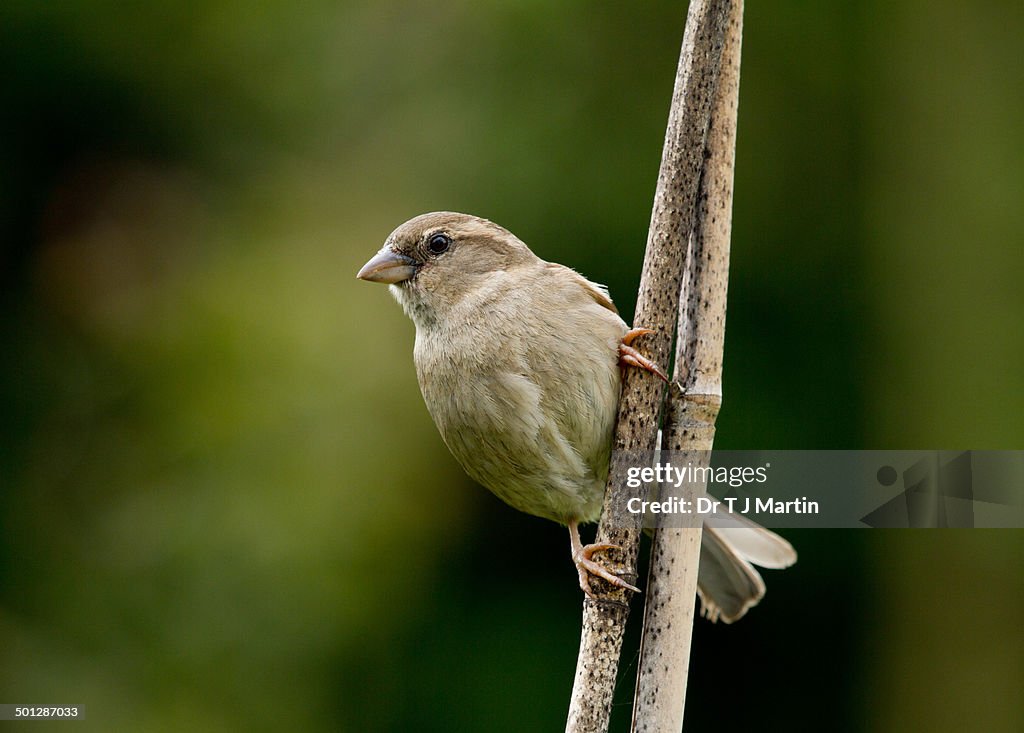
left=356, top=248, right=418, bottom=284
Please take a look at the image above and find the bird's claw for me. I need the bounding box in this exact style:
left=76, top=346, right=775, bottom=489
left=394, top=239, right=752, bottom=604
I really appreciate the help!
left=573, top=542, right=641, bottom=597
left=619, top=328, right=669, bottom=382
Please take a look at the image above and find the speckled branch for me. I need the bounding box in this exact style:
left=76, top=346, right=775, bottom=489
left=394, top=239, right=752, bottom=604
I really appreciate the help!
left=631, top=2, right=742, bottom=732
left=564, top=2, right=734, bottom=732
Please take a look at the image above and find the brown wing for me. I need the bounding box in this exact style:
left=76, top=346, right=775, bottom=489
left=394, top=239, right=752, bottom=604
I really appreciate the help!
left=544, top=262, right=618, bottom=315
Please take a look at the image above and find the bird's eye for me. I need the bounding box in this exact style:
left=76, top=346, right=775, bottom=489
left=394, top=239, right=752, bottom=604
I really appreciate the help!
left=427, top=233, right=451, bottom=255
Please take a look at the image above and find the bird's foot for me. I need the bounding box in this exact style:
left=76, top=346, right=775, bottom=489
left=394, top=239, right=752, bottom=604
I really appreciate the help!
left=569, top=522, right=640, bottom=597
left=573, top=543, right=641, bottom=597
left=619, top=328, right=668, bottom=382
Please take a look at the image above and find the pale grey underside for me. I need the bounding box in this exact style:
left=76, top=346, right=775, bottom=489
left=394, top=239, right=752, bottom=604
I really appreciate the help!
left=395, top=260, right=626, bottom=524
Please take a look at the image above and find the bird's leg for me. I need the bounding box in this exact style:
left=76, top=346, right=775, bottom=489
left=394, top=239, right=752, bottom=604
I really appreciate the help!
left=619, top=328, right=669, bottom=382
left=568, top=521, right=640, bottom=596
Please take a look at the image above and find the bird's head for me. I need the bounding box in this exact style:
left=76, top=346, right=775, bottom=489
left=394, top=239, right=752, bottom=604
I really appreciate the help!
left=357, top=212, right=537, bottom=327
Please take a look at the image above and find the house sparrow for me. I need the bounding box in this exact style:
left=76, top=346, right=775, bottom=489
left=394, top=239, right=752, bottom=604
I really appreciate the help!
left=358, top=212, right=795, bottom=621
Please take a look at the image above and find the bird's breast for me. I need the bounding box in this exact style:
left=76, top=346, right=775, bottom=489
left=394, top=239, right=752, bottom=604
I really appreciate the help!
left=410, top=302, right=623, bottom=524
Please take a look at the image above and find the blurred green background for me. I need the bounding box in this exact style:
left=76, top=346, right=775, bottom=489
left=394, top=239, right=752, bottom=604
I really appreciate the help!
left=1, top=1, right=1022, bottom=731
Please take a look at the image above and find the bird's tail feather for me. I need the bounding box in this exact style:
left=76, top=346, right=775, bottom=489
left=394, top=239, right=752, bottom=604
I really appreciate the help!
left=697, top=520, right=796, bottom=623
